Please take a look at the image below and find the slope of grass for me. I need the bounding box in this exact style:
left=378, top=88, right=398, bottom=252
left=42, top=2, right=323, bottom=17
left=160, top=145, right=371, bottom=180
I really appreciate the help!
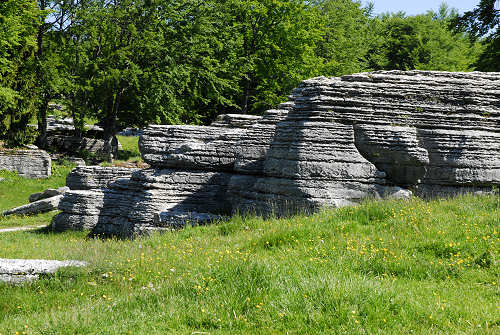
left=0, top=164, right=75, bottom=228
left=0, top=195, right=498, bottom=334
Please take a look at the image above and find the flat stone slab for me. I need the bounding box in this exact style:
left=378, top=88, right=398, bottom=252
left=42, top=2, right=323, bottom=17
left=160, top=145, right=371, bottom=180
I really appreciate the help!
left=30, top=186, right=69, bottom=203
left=2, top=195, right=63, bottom=216
left=0, top=258, right=87, bottom=284
left=0, top=225, right=47, bottom=233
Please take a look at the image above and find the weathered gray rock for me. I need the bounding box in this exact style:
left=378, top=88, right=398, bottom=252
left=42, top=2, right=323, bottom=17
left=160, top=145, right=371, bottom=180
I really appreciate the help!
left=3, top=195, right=63, bottom=216
left=45, top=115, right=104, bottom=134
left=29, top=186, right=69, bottom=203
left=153, top=211, right=224, bottom=229
left=0, top=149, right=51, bottom=178
left=46, top=135, right=120, bottom=160
left=139, top=125, right=245, bottom=171
left=66, top=157, right=86, bottom=166
left=0, top=258, right=87, bottom=284
left=234, top=109, right=289, bottom=175
left=354, top=125, right=500, bottom=191
left=52, top=70, right=500, bottom=236
left=210, top=114, right=262, bottom=128
left=117, top=128, right=144, bottom=137
left=66, top=166, right=139, bottom=190
left=53, top=169, right=232, bottom=236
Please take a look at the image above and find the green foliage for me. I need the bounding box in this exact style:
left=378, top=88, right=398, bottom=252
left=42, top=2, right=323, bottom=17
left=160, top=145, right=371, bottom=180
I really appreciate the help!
left=453, top=0, right=500, bottom=71
left=0, top=195, right=498, bottom=333
left=367, top=5, right=482, bottom=71
left=229, top=0, right=323, bottom=114
left=314, top=0, right=373, bottom=76
left=0, top=0, right=41, bottom=147
left=0, top=0, right=494, bottom=135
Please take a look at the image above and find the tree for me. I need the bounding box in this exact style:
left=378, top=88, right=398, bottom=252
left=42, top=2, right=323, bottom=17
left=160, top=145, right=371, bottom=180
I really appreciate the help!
left=35, top=0, right=74, bottom=147
left=367, top=6, right=482, bottom=71
left=313, top=0, right=373, bottom=76
left=229, top=0, right=323, bottom=114
left=0, top=0, right=41, bottom=147
left=453, top=0, right=500, bottom=71
left=62, top=0, right=243, bottom=159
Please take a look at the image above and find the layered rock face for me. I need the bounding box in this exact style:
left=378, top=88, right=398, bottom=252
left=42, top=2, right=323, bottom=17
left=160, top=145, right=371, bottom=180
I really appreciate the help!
left=0, top=149, right=51, bottom=178
left=52, top=71, right=500, bottom=236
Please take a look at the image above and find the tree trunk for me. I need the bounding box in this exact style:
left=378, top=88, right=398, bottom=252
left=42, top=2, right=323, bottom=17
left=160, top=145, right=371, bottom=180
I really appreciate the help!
left=36, top=0, right=48, bottom=148
left=242, top=78, right=250, bottom=114
left=102, top=88, right=122, bottom=162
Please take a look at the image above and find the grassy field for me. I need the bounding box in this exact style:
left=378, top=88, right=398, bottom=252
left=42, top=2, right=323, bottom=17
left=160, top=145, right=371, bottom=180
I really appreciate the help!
left=0, top=194, right=498, bottom=334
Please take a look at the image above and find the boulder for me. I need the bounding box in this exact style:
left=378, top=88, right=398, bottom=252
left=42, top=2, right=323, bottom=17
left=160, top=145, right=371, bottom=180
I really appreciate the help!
left=139, top=125, right=245, bottom=171
left=54, top=169, right=233, bottom=236
left=45, top=135, right=120, bottom=160
left=39, top=115, right=121, bottom=160
left=0, top=149, right=51, bottom=179
left=66, top=166, right=139, bottom=190
left=210, top=114, right=262, bottom=128
left=153, top=211, right=224, bottom=229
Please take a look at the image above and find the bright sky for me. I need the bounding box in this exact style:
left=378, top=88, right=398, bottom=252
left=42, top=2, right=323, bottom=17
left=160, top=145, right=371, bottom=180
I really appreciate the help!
left=366, top=0, right=478, bottom=15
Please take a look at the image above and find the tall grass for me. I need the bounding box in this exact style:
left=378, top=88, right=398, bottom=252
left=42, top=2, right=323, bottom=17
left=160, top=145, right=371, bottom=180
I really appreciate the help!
left=0, top=195, right=498, bottom=334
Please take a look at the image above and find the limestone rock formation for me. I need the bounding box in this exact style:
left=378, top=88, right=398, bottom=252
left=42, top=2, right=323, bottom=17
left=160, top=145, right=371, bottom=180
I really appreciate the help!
left=210, top=113, right=261, bottom=128
left=52, top=70, right=500, bottom=236
left=66, top=166, right=139, bottom=190
left=0, top=149, right=51, bottom=178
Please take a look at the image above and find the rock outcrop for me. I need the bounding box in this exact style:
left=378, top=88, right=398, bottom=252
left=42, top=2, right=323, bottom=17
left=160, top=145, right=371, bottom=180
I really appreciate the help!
left=0, top=149, right=51, bottom=178
left=52, top=70, right=500, bottom=236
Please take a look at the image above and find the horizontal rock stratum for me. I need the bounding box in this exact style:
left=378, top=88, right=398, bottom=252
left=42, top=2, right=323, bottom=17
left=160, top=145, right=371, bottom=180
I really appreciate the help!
left=52, top=70, right=500, bottom=236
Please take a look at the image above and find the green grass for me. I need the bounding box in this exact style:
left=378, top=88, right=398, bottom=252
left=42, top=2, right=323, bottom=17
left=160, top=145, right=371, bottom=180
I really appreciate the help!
left=112, top=135, right=142, bottom=165
left=0, top=164, right=75, bottom=228
left=0, top=195, right=498, bottom=334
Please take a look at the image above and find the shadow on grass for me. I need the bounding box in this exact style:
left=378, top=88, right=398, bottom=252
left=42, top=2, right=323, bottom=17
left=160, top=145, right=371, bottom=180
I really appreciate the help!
left=116, top=149, right=140, bottom=161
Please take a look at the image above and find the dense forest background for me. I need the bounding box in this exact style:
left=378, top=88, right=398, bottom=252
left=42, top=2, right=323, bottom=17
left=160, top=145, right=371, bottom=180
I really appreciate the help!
left=0, top=0, right=498, bottom=150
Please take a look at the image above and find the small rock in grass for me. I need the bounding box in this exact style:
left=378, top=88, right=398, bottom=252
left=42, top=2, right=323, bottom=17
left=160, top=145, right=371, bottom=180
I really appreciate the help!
left=29, top=186, right=69, bottom=203
left=0, top=258, right=87, bottom=284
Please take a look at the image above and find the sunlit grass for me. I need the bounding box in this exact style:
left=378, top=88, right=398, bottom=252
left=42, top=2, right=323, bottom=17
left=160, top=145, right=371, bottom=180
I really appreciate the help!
left=0, top=195, right=498, bottom=334
left=113, top=135, right=142, bottom=165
